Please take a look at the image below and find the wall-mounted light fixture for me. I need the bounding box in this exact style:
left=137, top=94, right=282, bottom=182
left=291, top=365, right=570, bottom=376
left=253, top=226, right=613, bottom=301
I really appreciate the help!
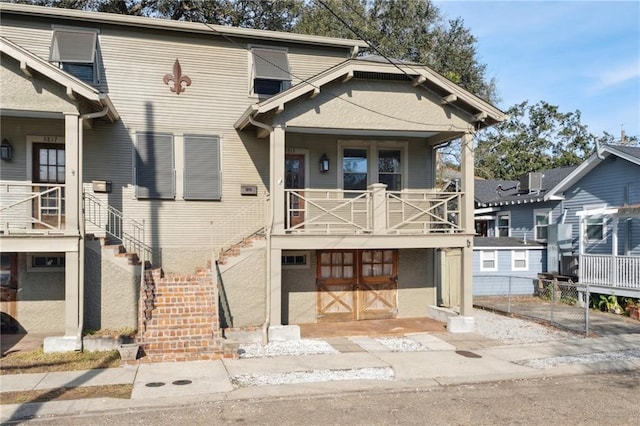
left=1, top=139, right=12, bottom=161
left=319, top=153, right=329, bottom=173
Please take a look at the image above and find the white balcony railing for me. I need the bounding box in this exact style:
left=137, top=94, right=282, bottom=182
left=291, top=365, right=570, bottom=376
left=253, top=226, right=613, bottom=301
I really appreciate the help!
left=387, top=191, right=462, bottom=234
left=580, top=254, right=640, bottom=289
left=284, top=187, right=464, bottom=235
left=0, top=181, right=65, bottom=233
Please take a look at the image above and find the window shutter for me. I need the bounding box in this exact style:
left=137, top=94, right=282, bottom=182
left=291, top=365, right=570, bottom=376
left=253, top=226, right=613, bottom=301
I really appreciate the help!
left=50, top=30, right=97, bottom=63
left=252, top=49, right=290, bottom=81
left=184, top=135, right=221, bottom=201
left=135, top=133, right=174, bottom=199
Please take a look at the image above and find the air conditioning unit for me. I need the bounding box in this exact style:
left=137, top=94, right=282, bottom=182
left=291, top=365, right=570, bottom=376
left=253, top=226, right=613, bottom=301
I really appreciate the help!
left=519, top=172, right=543, bottom=194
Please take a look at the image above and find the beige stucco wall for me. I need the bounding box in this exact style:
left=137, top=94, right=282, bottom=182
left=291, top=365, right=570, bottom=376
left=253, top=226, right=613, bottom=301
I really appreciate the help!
left=84, top=240, right=139, bottom=331
left=397, top=248, right=436, bottom=318
left=220, top=248, right=266, bottom=328
left=282, top=249, right=436, bottom=324
left=1, top=55, right=79, bottom=114
left=14, top=253, right=66, bottom=333
left=282, top=250, right=317, bottom=324
left=276, top=79, right=472, bottom=133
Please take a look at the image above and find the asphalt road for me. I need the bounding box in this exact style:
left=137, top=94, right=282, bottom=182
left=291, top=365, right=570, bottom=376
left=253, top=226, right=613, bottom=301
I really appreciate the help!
left=17, top=371, right=640, bottom=425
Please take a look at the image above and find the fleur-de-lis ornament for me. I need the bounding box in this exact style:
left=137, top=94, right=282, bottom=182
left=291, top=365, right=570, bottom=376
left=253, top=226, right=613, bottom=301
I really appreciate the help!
left=163, top=59, right=191, bottom=95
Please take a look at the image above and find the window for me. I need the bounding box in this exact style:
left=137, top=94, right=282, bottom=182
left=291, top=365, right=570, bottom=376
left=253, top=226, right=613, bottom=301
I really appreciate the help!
left=183, top=135, right=221, bottom=201
left=343, top=148, right=368, bottom=190
left=378, top=149, right=402, bottom=191
left=250, top=47, right=291, bottom=96
left=340, top=141, right=407, bottom=191
left=135, top=132, right=175, bottom=199
left=281, top=251, right=309, bottom=269
left=50, top=28, right=99, bottom=84
left=586, top=217, right=604, bottom=241
left=496, top=212, right=510, bottom=237
left=28, top=254, right=65, bottom=271
left=480, top=250, right=498, bottom=271
left=534, top=209, right=551, bottom=241
left=512, top=250, right=528, bottom=271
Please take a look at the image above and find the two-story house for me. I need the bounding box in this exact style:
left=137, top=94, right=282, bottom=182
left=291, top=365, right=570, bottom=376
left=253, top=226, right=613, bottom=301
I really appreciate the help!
left=0, top=3, right=506, bottom=356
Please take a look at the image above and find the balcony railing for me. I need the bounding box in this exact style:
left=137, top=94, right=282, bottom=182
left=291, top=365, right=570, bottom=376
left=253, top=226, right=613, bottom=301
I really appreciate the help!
left=0, top=181, right=65, bottom=233
left=580, top=254, right=640, bottom=290
left=284, top=187, right=464, bottom=235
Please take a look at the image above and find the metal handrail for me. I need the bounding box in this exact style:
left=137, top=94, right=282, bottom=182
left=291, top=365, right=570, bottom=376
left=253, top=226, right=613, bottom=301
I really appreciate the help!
left=84, top=192, right=153, bottom=264
left=210, top=194, right=268, bottom=259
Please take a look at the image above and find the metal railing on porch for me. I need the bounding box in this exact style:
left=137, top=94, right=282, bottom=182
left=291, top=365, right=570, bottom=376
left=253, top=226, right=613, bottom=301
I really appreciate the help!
left=580, top=254, right=640, bottom=290
left=0, top=181, right=65, bottom=233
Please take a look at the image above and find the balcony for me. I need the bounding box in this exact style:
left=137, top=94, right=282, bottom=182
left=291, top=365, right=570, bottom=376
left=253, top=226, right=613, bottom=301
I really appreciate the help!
left=0, top=181, right=65, bottom=235
left=283, top=185, right=463, bottom=235
left=579, top=254, right=640, bottom=297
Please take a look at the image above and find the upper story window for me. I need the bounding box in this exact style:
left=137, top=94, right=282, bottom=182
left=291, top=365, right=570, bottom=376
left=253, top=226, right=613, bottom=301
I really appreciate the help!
left=250, top=47, right=291, bottom=97
left=339, top=141, right=407, bottom=192
left=586, top=217, right=605, bottom=242
left=49, top=28, right=99, bottom=85
left=496, top=212, right=510, bottom=237
left=534, top=209, right=551, bottom=241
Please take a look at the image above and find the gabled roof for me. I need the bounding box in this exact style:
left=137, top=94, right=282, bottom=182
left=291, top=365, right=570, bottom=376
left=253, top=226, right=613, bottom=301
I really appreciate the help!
left=0, top=3, right=366, bottom=51
left=0, top=36, right=119, bottom=121
left=235, top=55, right=507, bottom=132
left=544, top=144, right=640, bottom=200
left=475, top=166, right=576, bottom=207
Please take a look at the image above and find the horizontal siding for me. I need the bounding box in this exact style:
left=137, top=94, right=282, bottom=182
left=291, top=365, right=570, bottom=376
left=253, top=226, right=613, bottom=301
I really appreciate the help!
left=473, top=248, right=545, bottom=296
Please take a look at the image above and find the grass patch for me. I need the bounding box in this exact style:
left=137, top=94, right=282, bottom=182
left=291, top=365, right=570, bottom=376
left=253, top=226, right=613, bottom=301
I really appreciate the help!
left=1, top=384, right=132, bottom=405
left=0, top=349, right=121, bottom=375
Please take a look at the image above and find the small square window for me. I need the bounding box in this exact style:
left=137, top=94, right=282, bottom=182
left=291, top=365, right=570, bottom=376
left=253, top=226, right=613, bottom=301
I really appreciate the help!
left=480, top=250, right=497, bottom=271
left=281, top=251, right=309, bottom=269
left=50, top=28, right=99, bottom=84
left=586, top=217, right=604, bottom=241
left=512, top=250, right=528, bottom=271
left=250, top=47, right=291, bottom=97
left=30, top=254, right=65, bottom=271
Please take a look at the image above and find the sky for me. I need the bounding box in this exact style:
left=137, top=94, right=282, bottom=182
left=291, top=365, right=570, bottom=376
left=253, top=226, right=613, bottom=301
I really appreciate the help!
left=434, top=0, right=640, bottom=141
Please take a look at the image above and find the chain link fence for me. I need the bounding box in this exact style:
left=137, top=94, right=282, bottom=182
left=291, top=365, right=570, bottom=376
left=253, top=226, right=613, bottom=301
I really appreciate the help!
left=474, top=275, right=591, bottom=335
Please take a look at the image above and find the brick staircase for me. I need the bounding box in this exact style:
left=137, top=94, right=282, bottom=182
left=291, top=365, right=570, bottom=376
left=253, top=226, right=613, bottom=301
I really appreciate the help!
left=137, top=266, right=234, bottom=362
left=217, top=232, right=265, bottom=265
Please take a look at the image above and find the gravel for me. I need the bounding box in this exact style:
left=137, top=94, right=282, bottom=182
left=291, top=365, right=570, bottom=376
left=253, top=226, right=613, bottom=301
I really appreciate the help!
left=375, top=337, right=427, bottom=352
left=232, top=367, right=394, bottom=387
left=472, top=308, right=578, bottom=344
left=239, top=339, right=338, bottom=358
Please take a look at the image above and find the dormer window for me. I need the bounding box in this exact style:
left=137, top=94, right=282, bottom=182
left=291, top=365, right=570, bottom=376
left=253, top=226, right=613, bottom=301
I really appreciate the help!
left=49, top=28, right=99, bottom=84
left=250, top=47, right=291, bottom=96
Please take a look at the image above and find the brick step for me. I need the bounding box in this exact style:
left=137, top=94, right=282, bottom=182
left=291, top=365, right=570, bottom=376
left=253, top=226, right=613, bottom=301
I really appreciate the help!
left=138, top=351, right=226, bottom=363
left=144, top=320, right=215, bottom=330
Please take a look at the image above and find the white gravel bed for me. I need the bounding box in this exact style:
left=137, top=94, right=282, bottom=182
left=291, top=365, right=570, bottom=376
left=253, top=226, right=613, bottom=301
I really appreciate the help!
left=375, top=337, right=427, bottom=352
left=232, top=367, right=394, bottom=387
left=239, top=339, right=338, bottom=358
left=517, top=348, right=640, bottom=369
left=473, top=308, right=578, bottom=344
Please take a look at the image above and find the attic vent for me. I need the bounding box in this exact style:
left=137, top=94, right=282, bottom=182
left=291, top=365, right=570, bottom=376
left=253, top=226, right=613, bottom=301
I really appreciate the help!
left=353, top=71, right=412, bottom=82
left=519, top=172, right=543, bottom=194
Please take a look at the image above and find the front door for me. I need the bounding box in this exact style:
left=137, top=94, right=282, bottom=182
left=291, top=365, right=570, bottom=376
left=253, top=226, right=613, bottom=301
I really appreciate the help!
left=316, top=250, right=398, bottom=321
left=32, top=143, right=65, bottom=228
left=285, top=154, right=305, bottom=229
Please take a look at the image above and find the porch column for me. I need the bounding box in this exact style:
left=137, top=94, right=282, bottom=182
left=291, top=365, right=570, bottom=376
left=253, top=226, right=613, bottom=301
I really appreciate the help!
left=611, top=216, right=618, bottom=256
left=369, top=183, right=387, bottom=233
left=64, top=113, right=80, bottom=234
left=271, top=125, right=286, bottom=234
left=269, top=247, right=282, bottom=326
left=64, top=250, right=80, bottom=336
left=459, top=132, right=474, bottom=318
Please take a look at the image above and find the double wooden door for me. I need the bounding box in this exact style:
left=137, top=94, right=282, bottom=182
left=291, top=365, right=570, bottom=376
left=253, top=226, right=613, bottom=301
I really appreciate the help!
left=316, top=250, right=398, bottom=321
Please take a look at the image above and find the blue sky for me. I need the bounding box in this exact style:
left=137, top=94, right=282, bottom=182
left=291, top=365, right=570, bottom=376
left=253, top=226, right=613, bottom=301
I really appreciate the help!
left=434, top=0, right=640, bottom=140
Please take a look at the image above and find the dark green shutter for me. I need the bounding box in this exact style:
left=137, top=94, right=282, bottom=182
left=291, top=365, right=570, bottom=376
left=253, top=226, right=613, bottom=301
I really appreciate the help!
left=135, top=132, right=174, bottom=199
left=184, top=135, right=221, bottom=201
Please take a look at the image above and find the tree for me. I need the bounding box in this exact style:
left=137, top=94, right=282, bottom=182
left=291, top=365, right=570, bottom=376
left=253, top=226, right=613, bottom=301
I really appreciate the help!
left=474, top=101, right=599, bottom=180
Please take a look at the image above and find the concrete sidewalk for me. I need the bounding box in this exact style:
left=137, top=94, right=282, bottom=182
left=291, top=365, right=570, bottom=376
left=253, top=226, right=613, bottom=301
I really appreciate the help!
left=2, top=332, right=640, bottom=423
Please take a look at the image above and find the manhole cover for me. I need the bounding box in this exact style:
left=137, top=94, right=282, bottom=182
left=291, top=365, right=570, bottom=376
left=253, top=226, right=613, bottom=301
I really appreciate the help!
left=455, top=350, right=482, bottom=358
left=172, top=380, right=193, bottom=386
left=145, top=382, right=166, bottom=387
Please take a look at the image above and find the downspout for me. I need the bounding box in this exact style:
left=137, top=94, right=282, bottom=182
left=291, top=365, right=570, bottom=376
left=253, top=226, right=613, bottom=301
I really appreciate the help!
left=249, top=115, right=275, bottom=346
left=76, top=106, right=110, bottom=350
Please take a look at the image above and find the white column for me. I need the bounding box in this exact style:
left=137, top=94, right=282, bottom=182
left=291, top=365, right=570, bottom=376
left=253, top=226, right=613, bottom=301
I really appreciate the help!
left=611, top=216, right=618, bottom=256
left=271, top=126, right=285, bottom=234
left=64, top=113, right=80, bottom=234
left=459, top=132, right=474, bottom=317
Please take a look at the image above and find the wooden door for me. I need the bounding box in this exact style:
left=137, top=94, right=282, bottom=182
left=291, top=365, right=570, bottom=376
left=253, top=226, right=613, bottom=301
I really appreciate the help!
left=32, top=143, right=65, bottom=228
left=285, top=154, right=305, bottom=229
left=316, top=251, right=357, bottom=321
left=316, top=250, right=398, bottom=321
left=358, top=250, right=398, bottom=320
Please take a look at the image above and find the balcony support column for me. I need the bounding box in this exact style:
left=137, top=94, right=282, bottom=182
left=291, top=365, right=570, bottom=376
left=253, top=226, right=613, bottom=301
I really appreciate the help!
left=369, top=183, right=387, bottom=233
left=459, top=132, right=474, bottom=318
